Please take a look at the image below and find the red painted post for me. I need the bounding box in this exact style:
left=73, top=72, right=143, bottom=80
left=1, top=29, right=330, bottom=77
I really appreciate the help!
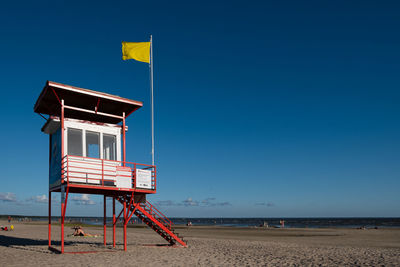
left=123, top=199, right=127, bottom=251
left=122, top=112, right=126, bottom=167
left=104, top=195, right=107, bottom=246
left=61, top=99, right=64, bottom=183
left=66, top=156, right=69, bottom=184
left=61, top=189, right=64, bottom=253
left=102, top=159, right=104, bottom=186
left=48, top=191, right=51, bottom=247
left=113, top=197, right=116, bottom=248
left=61, top=99, right=65, bottom=254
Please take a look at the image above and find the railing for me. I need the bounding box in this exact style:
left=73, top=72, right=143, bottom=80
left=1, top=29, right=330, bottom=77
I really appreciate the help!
left=138, top=200, right=173, bottom=229
left=61, top=155, right=156, bottom=191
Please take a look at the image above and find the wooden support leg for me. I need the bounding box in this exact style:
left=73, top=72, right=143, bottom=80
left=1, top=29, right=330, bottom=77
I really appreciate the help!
left=48, top=191, right=51, bottom=247
left=61, top=188, right=64, bottom=253
left=104, top=195, right=106, bottom=246
left=113, top=197, right=116, bottom=248
left=123, top=199, right=127, bottom=251
left=61, top=187, right=69, bottom=254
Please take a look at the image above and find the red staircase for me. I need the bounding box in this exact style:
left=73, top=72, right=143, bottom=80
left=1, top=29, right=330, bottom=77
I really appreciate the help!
left=117, top=196, right=187, bottom=247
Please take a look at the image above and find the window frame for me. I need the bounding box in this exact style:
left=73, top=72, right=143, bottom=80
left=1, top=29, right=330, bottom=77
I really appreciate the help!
left=64, top=120, right=121, bottom=162
left=67, top=128, right=83, bottom=157
left=103, top=133, right=117, bottom=161
left=85, top=130, right=100, bottom=159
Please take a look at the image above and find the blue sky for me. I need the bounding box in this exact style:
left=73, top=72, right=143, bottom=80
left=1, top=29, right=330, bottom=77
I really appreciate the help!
left=0, top=0, right=399, bottom=217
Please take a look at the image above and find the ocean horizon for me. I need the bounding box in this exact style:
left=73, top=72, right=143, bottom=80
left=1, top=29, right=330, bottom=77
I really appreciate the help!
left=2, top=215, right=400, bottom=229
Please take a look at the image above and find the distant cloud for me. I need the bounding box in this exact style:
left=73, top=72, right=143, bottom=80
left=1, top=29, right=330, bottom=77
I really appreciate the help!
left=201, top=198, right=216, bottom=205
left=0, top=192, right=17, bottom=202
left=154, top=200, right=175, bottom=206
left=201, top=197, right=231, bottom=207
left=71, top=194, right=95, bottom=205
left=27, top=195, right=48, bottom=204
left=255, top=202, right=275, bottom=207
left=156, top=197, right=231, bottom=207
left=183, top=197, right=199, bottom=207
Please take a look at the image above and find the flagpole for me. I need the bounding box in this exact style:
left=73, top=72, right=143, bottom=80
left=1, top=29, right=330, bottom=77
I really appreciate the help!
left=150, top=35, right=155, bottom=166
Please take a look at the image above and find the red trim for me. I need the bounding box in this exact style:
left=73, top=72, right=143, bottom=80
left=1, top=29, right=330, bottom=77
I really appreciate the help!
left=51, top=116, right=123, bottom=128
left=61, top=100, right=66, bottom=254
left=61, top=196, right=65, bottom=252
left=104, top=195, right=106, bottom=246
left=51, top=87, right=62, bottom=105
left=62, top=155, right=156, bottom=192
left=113, top=197, right=116, bottom=248
left=49, top=183, right=156, bottom=195
left=61, top=186, right=69, bottom=254
left=61, top=100, right=64, bottom=183
left=35, top=81, right=143, bottom=124
left=123, top=200, right=127, bottom=251
left=122, top=113, right=126, bottom=166
left=134, top=203, right=187, bottom=247
left=101, top=160, right=104, bottom=186
left=67, top=154, right=155, bottom=167
left=63, top=250, right=117, bottom=254
left=95, top=98, right=100, bottom=114
left=48, top=191, right=51, bottom=247
left=47, top=81, right=143, bottom=107
left=64, top=104, right=124, bottom=120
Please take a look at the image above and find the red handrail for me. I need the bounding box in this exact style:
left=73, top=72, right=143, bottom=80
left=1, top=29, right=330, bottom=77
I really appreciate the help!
left=141, top=201, right=172, bottom=229
left=61, top=155, right=156, bottom=190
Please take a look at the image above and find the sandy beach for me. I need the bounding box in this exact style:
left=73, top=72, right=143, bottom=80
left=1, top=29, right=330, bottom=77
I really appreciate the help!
left=0, top=220, right=399, bottom=266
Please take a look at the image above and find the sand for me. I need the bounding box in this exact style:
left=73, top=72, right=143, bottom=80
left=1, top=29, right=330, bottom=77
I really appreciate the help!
left=0, top=220, right=399, bottom=266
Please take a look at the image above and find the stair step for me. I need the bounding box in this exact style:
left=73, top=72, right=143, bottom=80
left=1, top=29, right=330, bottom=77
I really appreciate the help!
left=117, top=197, right=187, bottom=247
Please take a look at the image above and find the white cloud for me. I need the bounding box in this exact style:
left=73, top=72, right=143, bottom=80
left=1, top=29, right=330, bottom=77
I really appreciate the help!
left=155, top=200, right=175, bottom=206
left=182, top=197, right=199, bottom=207
left=27, top=195, right=48, bottom=204
left=0, top=192, right=17, bottom=202
left=156, top=197, right=232, bottom=207
left=71, top=194, right=96, bottom=205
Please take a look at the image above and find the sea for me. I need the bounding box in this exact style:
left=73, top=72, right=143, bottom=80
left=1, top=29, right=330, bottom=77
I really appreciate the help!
left=2, top=215, right=400, bottom=229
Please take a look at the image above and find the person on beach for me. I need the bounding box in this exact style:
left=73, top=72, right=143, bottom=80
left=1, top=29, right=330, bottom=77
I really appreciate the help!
left=72, top=226, right=97, bottom=237
left=72, top=226, right=91, bottom=236
left=72, top=226, right=85, bottom=236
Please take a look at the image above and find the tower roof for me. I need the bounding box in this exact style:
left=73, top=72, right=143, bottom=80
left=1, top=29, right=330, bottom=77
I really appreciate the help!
left=34, top=81, right=143, bottom=124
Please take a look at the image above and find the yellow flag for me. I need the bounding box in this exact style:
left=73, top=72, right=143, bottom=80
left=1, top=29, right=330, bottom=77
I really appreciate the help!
left=122, top=42, right=150, bottom=63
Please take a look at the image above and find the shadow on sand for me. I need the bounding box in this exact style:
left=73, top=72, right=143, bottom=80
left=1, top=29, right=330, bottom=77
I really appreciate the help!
left=0, top=234, right=109, bottom=254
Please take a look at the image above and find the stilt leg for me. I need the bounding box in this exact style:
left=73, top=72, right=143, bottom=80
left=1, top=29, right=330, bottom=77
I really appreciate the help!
left=104, top=195, right=106, bottom=246
left=123, top=199, right=127, bottom=251
left=48, top=191, right=51, bottom=247
left=61, top=188, right=65, bottom=254
left=61, top=187, right=69, bottom=254
left=113, top=197, right=116, bottom=248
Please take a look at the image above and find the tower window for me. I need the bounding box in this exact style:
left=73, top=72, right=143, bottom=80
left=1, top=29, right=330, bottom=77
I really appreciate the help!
left=103, top=134, right=116, bottom=161
left=86, top=131, right=100, bottom=158
left=67, top=128, right=83, bottom=156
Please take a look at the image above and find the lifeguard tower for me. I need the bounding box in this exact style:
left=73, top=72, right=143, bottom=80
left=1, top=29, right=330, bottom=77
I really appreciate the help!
left=34, top=81, right=187, bottom=253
